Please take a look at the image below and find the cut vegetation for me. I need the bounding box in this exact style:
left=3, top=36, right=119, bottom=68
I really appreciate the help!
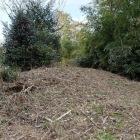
left=0, top=66, right=140, bottom=140
left=0, top=1, right=140, bottom=139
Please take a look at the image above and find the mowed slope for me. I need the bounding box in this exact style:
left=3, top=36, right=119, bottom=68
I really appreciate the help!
left=0, top=67, right=140, bottom=140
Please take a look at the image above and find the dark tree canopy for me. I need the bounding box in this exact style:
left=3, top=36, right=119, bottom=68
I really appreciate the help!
left=2, top=0, right=60, bottom=70
left=78, top=0, right=140, bottom=80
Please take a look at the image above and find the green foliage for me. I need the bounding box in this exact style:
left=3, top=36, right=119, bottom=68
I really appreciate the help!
left=27, top=1, right=60, bottom=50
left=3, top=10, right=35, bottom=70
left=96, top=130, right=117, bottom=140
left=0, top=47, right=3, bottom=66
left=0, top=66, right=20, bottom=82
left=78, top=54, right=98, bottom=68
left=57, top=11, right=84, bottom=65
left=2, top=0, right=60, bottom=71
left=30, top=42, right=61, bottom=67
left=79, top=0, right=140, bottom=80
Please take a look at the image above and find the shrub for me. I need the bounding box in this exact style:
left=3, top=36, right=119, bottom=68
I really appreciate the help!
left=79, top=0, right=140, bottom=80
left=28, top=42, right=61, bottom=68
left=3, top=0, right=60, bottom=71
left=0, top=66, right=20, bottom=82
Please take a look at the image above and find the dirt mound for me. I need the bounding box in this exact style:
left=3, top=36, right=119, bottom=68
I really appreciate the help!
left=0, top=67, right=140, bottom=139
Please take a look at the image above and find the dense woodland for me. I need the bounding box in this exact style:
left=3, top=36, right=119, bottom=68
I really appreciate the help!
left=1, top=0, right=140, bottom=80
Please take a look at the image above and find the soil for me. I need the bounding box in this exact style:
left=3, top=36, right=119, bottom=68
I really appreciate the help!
left=0, top=66, right=140, bottom=140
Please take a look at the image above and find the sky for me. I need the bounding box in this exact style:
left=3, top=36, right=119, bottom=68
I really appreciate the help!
left=0, top=0, right=91, bottom=43
left=62, top=0, right=90, bottom=20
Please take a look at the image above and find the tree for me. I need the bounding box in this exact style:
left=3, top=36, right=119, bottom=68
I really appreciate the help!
left=26, top=0, right=60, bottom=49
left=80, top=0, right=140, bottom=80
left=57, top=11, right=84, bottom=64
left=2, top=0, right=61, bottom=70
left=3, top=9, right=35, bottom=70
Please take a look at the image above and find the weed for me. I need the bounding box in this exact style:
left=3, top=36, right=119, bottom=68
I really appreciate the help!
left=42, top=119, right=51, bottom=129
left=0, top=117, right=7, bottom=125
left=93, top=105, right=104, bottom=115
left=96, top=130, right=117, bottom=140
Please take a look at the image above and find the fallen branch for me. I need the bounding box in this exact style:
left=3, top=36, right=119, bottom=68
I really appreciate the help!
left=56, top=110, right=71, bottom=121
left=22, top=85, right=34, bottom=94
left=45, top=117, right=53, bottom=123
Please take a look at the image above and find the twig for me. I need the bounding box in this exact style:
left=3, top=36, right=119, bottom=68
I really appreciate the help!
left=35, top=113, right=39, bottom=127
left=56, top=110, right=71, bottom=121
left=22, top=85, right=34, bottom=94
left=52, top=98, right=67, bottom=118
left=17, top=136, right=24, bottom=140
left=102, top=116, right=109, bottom=124
left=82, top=111, right=101, bottom=129
left=76, top=127, right=92, bottom=139
left=45, top=117, right=53, bottom=123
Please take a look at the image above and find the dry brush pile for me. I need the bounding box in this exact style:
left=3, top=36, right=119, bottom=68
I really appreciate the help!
left=0, top=67, right=140, bottom=140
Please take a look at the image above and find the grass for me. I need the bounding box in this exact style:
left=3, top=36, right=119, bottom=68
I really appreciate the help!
left=0, top=66, right=140, bottom=139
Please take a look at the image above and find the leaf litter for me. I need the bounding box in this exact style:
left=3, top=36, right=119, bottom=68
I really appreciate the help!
left=0, top=66, right=140, bottom=140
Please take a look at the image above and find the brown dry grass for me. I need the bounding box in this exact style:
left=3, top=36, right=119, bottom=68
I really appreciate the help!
left=0, top=66, right=140, bottom=140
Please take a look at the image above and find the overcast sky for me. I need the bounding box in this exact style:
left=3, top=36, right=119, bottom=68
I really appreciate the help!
left=0, top=0, right=90, bottom=43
